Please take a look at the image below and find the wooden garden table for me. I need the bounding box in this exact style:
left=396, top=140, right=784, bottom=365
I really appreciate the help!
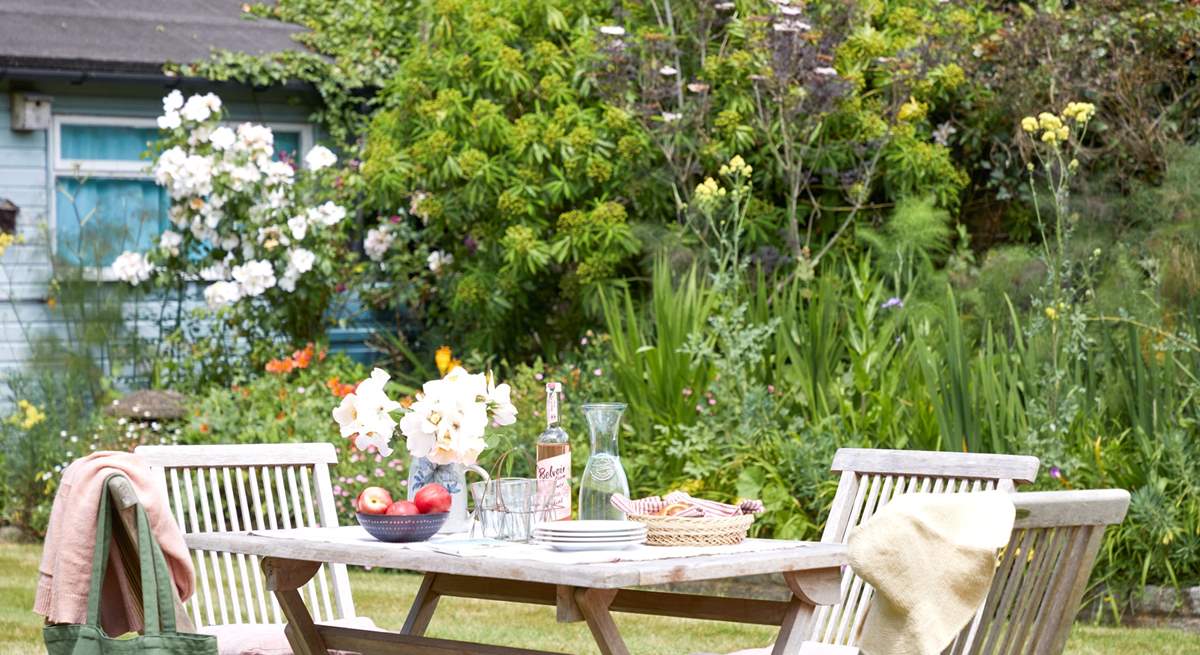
left=188, top=527, right=847, bottom=655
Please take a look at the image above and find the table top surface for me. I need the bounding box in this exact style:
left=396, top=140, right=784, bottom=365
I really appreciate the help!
left=187, top=526, right=847, bottom=589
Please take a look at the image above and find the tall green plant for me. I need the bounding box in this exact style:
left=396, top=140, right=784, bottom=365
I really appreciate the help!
left=601, top=258, right=712, bottom=441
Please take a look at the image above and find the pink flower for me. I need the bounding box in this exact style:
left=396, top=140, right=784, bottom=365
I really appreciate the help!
left=375, top=454, right=383, bottom=463
left=355, top=474, right=368, bottom=483
left=332, top=485, right=342, bottom=495
left=767, top=384, right=776, bottom=394
left=682, top=388, right=693, bottom=397
left=707, top=397, right=716, bottom=405
left=593, top=368, right=603, bottom=376
left=374, top=468, right=385, bottom=477
left=581, top=337, right=589, bottom=345
left=534, top=373, right=544, bottom=381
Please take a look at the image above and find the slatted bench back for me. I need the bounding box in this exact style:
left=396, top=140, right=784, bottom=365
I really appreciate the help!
left=809, top=448, right=1040, bottom=647
left=135, top=443, right=355, bottom=629
left=944, top=489, right=1129, bottom=655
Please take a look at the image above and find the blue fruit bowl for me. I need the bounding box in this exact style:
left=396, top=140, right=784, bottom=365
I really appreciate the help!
left=356, top=512, right=448, bottom=543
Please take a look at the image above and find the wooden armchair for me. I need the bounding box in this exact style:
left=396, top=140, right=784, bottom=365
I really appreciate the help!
left=799, top=489, right=1130, bottom=655
left=807, top=448, right=1040, bottom=649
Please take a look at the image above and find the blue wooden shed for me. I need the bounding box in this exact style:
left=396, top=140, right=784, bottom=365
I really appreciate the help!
left=0, top=1, right=377, bottom=380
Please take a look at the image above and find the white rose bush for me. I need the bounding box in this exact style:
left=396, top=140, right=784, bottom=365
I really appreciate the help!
left=331, top=365, right=517, bottom=465
left=114, top=91, right=353, bottom=343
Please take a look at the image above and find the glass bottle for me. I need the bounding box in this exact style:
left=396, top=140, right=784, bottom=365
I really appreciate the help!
left=536, top=382, right=572, bottom=520
left=578, top=402, right=630, bottom=521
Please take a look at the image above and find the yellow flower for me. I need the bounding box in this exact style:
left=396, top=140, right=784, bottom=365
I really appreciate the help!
left=719, top=155, right=752, bottom=178
left=1044, top=306, right=1058, bottom=321
left=1020, top=116, right=1038, bottom=133
left=0, top=233, right=14, bottom=258
left=435, top=345, right=454, bottom=376
left=1037, top=112, right=1063, bottom=132
left=897, top=97, right=927, bottom=122
left=1040, top=130, right=1059, bottom=144
left=693, top=177, right=726, bottom=210
left=1062, top=101, right=1096, bottom=124
left=7, top=400, right=46, bottom=430
left=1056, top=126, right=1069, bottom=142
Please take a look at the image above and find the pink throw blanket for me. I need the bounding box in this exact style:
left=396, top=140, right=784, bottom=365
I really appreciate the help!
left=34, top=451, right=195, bottom=634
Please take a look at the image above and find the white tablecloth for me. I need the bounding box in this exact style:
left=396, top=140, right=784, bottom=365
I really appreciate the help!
left=250, top=525, right=808, bottom=565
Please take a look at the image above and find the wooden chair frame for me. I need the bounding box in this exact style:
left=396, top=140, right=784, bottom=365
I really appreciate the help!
left=809, top=448, right=1040, bottom=647
left=134, top=443, right=356, bottom=630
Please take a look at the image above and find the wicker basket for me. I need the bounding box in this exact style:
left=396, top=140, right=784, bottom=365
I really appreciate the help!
left=627, top=513, right=755, bottom=546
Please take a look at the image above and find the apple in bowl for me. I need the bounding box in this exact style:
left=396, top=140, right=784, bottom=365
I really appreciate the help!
left=355, top=484, right=450, bottom=542
left=354, top=487, right=393, bottom=515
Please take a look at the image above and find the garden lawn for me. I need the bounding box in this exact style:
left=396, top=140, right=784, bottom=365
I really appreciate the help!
left=1, top=544, right=1194, bottom=654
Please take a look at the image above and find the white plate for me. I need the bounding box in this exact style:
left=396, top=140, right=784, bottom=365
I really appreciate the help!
left=535, top=535, right=646, bottom=544
left=547, top=541, right=642, bottom=552
left=534, top=528, right=645, bottom=538
left=534, top=520, right=640, bottom=534
left=534, top=527, right=645, bottom=537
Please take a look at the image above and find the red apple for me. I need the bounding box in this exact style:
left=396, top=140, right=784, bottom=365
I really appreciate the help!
left=355, top=486, right=393, bottom=515
left=413, top=483, right=452, bottom=514
left=385, top=500, right=420, bottom=516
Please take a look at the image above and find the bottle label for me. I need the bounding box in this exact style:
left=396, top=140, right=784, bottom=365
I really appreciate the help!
left=545, top=382, right=560, bottom=425
left=536, top=449, right=572, bottom=521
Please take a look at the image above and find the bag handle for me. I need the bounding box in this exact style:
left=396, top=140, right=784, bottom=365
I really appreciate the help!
left=84, top=477, right=115, bottom=627
left=86, top=474, right=178, bottom=635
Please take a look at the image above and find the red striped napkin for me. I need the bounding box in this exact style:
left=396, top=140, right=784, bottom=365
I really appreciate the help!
left=610, top=491, right=764, bottom=517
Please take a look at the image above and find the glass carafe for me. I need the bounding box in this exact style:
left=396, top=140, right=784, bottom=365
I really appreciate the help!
left=578, top=403, right=631, bottom=520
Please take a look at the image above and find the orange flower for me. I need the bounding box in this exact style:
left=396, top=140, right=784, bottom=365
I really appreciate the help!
left=198, top=423, right=209, bottom=434
left=266, top=358, right=294, bottom=374
left=326, top=377, right=355, bottom=398
left=292, top=343, right=315, bottom=369
left=436, top=345, right=453, bottom=375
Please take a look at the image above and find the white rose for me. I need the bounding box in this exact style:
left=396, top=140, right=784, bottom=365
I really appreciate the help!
left=201, top=93, right=222, bottom=113
left=287, top=215, right=308, bottom=241
left=203, top=280, right=241, bottom=309
left=363, top=226, right=394, bottom=262
left=288, top=248, right=316, bottom=275
left=231, top=259, right=276, bottom=297
left=159, top=230, right=183, bottom=257
left=427, top=250, right=454, bottom=273
left=157, top=112, right=181, bottom=130
left=180, top=94, right=213, bottom=122
left=209, top=126, right=236, bottom=150
left=304, top=145, right=337, bottom=171
left=307, top=201, right=346, bottom=227
left=277, top=274, right=297, bottom=293
left=262, top=160, right=295, bottom=186
left=162, top=90, right=184, bottom=113
left=112, top=251, right=155, bottom=286
left=236, top=123, right=274, bottom=155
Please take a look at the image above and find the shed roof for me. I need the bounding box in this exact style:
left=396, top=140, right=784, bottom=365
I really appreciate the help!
left=0, top=0, right=308, bottom=76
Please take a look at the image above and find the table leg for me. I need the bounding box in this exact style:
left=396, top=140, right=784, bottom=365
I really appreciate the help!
left=772, top=567, right=844, bottom=655
left=402, top=572, right=443, bottom=635
left=574, top=588, right=630, bottom=655
left=262, top=557, right=326, bottom=655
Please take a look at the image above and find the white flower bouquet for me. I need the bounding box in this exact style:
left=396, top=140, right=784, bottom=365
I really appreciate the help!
left=332, top=366, right=517, bottom=465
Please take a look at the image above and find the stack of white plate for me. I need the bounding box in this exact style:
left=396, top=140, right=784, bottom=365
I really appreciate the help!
left=532, top=520, right=647, bottom=551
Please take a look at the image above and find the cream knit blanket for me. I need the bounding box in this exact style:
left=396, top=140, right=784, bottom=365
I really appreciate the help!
left=847, top=491, right=1015, bottom=655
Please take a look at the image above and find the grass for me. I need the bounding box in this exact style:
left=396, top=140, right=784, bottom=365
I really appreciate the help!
left=2, top=543, right=1196, bottom=654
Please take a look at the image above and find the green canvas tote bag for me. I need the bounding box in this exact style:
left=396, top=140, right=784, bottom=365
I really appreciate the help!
left=43, top=475, right=217, bottom=655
